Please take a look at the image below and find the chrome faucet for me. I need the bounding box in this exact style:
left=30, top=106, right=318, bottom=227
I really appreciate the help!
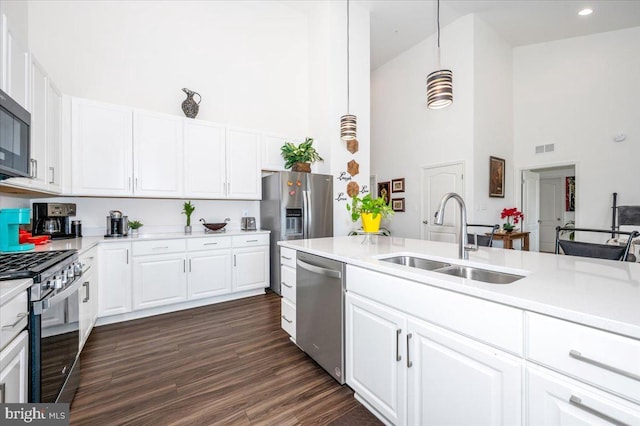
left=433, top=192, right=477, bottom=260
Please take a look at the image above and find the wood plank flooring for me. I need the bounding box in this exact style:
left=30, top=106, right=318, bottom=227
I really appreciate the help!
left=70, top=292, right=382, bottom=425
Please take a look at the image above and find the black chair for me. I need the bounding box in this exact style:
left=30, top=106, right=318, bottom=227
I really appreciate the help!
left=466, top=224, right=500, bottom=247
left=555, top=227, right=639, bottom=261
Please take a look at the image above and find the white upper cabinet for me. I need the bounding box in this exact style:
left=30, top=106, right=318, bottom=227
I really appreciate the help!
left=71, top=98, right=133, bottom=196
left=261, top=133, right=292, bottom=171
left=46, top=81, right=62, bottom=192
left=226, top=127, right=261, bottom=199
left=133, top=110, right=183, bottom=197
left=183, top=120, right=226, bottom=198
left=27, top=58, right=47, bottom=188
left=3, top=18, right=29, bottom=110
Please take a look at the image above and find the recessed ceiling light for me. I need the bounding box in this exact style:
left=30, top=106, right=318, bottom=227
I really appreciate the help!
left=578, top=8, right=593, bottom=16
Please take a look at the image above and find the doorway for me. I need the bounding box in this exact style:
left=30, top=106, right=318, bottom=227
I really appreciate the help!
left=520, top=164, right=576, bottom=253
left=420, top=162, right=464, bottom=242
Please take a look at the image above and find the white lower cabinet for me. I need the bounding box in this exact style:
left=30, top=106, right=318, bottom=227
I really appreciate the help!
left=232, top=235, right=269, bottom=292
left=98, top=242, right=132, bottom=316
left=346, top=291, right=522, bottom=426
left=187, top=250, right=232, bottom=299
left=0, top=330, right=28, bottom=403
left=78, top=248, right=98, bottom=351
left=280, top=247, right=297, bottom=341
left=133, top=252, right=187, bottom=310
left=526, top=364, right=640, bottom=425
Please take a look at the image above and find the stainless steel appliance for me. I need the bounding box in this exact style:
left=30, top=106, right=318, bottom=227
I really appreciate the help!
left=105, top=210, right=128, bottom=238
left=0, top=249, right=83, bottom=403
left=296, top=251, right=346, bottom=384
left=33, top=203, right=78, bottom=240
left=260, top=171, right=333, bottom=294
left=241, top=217, right=256, bottom=231
left=0, top=88, right=31, bottom=180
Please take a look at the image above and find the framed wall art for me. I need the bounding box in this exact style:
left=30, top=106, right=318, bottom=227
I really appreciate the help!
left=489, top=156, right=505, bottom=198
left=391, top=178, right=405, bottom=193
left=392, top=198, right=405, bottom=212
left=565, top=176, right=575, bottom=212
left=377, top=181, right=390, bottom=204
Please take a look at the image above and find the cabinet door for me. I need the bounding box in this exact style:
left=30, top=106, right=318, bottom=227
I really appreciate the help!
left=232, top=246, right=268, bottom=292
left=345, top=292, right=407, bottom=426
left=407, top=318, right=522, bottom=426
left=78, top=264, right=94, bottom=351
left=133, top=110, right=183, bottom=197
left=226, top=127, right=261, bottom=199
left=0, top=330, right=28, bottom=403
left=261, top=133, right=293, bottom=171
left=98, top=243, right=132, bottom=317
left=184, top=120, right=226, bottom=198
left=187, top=250, right=232, bottom=299
left=28, top=58, right=48, bottom=188
left=132, top=253, right=187, bottom=310
left=5, top=25, right=29, bottom=110
left=527, top=364, right=640, bottom=425
left=72, top=98, right=133, bottom=196
left=46, top=81, right=62, bottom=192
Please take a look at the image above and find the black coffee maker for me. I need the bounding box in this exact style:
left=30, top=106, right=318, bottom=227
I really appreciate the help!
left=105, top=210, right=128, bottom=238
left=32, top=203, right=77, bottom=239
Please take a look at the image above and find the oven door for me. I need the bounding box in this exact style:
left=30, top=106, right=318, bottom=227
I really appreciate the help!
left=30, top=277, right=81, bottom=403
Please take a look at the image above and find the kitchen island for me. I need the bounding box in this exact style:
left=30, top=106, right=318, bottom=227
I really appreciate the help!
left=279, top=235, right=640, bottom=426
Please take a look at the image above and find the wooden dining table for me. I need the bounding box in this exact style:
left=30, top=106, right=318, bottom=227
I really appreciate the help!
left=489, top=231, right=530, bottom=250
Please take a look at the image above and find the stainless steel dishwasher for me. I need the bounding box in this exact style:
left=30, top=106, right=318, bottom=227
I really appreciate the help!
left=296, top=251, right=346, bottom=384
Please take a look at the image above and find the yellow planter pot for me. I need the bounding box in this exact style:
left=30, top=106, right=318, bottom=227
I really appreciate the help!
left=361, top=213, right=382, bottom=233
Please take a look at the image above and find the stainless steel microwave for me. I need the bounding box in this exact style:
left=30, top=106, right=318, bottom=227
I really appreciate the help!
left=0, top=88, right=31, bottom=180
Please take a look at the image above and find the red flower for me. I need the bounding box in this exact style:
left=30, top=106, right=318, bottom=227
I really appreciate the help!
left=500, top=207, right=524, bottom=225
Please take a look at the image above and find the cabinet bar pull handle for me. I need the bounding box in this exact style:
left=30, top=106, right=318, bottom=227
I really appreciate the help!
left=153, top=246, right=169, bottom=250
left=183, top=259, right=186, bottom=273
left=0, top=383, right=5, bottom=403
left=281, top=315, right=293, bottom=324
left=569, top=395, right=629, bottom=426
left=34, top=159, right=38, bottom=178
left=234, top=255, right=236, bottom=267
left=126, top=249, right=129, bottom=264
left=281, top=281, right=292, bottom=288
left=204, top=242, right=218, bottom=246
left=49, top=166, right=55, bottom=184
left=246, top=239, right=258, bottom=242
left=82, top=282, right=90, bottom=303
left=189, top=259, right=192, bottom=272
left=406, top=333, right=413, bottom=368
left=396, top=329, right=402, bottom=362
left=282, top=256, right=292, bottom=260
left=128, top=177, right=132, bottom=190
left=569, top=350, right=640, bottom=381
left=1, top=312, right=27, bottom=330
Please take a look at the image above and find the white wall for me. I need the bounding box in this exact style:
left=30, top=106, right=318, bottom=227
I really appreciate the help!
left=514, top=26, right=640, bottom=229
left=27, top=0, right=309, bottom=137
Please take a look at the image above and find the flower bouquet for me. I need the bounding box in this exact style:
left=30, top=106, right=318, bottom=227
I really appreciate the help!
left=500, top=207, right=524, bottom=232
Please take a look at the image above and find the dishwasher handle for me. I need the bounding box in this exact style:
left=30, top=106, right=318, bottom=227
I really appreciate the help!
left=297, top=259, right=342, bottom=279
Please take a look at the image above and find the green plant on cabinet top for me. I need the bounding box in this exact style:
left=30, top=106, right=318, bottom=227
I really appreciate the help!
left=280, top=137, right=323, bottom=170
left=128, top=220, right=143, bottom=230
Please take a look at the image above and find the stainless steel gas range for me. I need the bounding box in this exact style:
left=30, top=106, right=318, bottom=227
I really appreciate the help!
left=0, top=249, right=84, bottom=403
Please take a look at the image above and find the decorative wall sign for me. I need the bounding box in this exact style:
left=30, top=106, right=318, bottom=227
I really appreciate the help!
left=347, top=160, right=360, bottom=177
left=337, top=171, right=352, bottom=182
left=489, top=156, right=505, bottom=198
left=392, top=198, right=405, bottom=212
left=359, top=184, right=369, bottom=194
left=346, top=139, right=359, bottom=154
left=377, top=181, right=390, bottom=204
left=347, top=181, right=360, bottom=197
left=335, top=192, right=347, bottom=202
left=565, top=176, right=575, bottom=212
left=391, top=178, right=405, bottom=193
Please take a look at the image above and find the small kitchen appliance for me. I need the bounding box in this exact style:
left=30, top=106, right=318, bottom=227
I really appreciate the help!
left=33, top=202, right=78, bottom=240
left=0, top=208, right=35, bottom=252
left=105, top=210, right=128, bottom=237
left=0, top=89, right=31, bottom=180
left=241, top=217, right=256, bottom=231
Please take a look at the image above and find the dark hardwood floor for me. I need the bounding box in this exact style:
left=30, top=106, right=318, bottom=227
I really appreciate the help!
left=70, top=292, right=382, bottom=425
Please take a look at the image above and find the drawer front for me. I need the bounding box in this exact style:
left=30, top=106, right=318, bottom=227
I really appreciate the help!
left=280, top=247, right=296, bottom=269
left=527, top=312, right=640, bottom=403
left=281, top=298, right=296, bottom=340
left=232, top=234, right=269, bottom=248
left=187, top=236, right=232, bottom=251
left=132, top=239, right=186, bottom=256
left=0, top=291, right=28, bottom=352
left=281, top=265, right=296, bottom=303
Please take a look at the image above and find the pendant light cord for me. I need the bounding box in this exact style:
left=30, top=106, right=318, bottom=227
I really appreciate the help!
left=346, top=0, right=350, bottom=113
left=436, top=0, right=441, bottom=69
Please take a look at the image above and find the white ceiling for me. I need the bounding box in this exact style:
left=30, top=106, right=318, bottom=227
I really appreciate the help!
left=366, top=0, right=640, bottom=69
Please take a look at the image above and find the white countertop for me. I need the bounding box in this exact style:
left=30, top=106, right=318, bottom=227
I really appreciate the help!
left=279, top=236, right=640, bottom=339
left=0, top=230, right=270, bottom=306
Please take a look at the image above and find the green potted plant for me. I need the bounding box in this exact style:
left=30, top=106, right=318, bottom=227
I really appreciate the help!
left=182, top=201, right=196, bottom=234
left=347, top=194, right=394, bottom=232
left=128, top=220, right=143, bottom=237
left=280, top=137, right=323, bottom=172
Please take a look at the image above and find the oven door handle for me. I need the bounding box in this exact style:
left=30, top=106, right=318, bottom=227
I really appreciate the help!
left=33, top=278, right=82, bottom=315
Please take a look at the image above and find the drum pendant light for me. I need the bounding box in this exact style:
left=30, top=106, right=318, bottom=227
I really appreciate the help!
left=340, top=0, right=357, bottom=141
left=427, top=0, right=453, bottom=109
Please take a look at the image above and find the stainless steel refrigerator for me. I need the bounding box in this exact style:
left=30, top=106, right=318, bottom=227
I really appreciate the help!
left=261, top=171, right=333, bottom=294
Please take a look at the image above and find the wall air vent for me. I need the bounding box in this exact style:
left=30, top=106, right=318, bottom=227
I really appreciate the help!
left=535, top=144, right=555, bottom=154
left=535, top=145, right=545, bottom=154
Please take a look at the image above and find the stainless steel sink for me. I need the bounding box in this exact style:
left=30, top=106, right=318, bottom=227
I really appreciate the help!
left=381, top=256, right=451, bottom=271
left=435, top=265, right=523, bottom=284
left=379, top=255, right=524, bottom=284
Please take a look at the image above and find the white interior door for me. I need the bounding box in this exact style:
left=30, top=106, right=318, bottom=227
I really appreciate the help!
left=522, top=170, right=540, bottom=252
left=539, top=177, right=564, bottom=253
left=421, top=163, right=463, bottom=242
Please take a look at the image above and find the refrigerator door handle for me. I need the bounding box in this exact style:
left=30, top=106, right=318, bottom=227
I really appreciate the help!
left=303, top=189, right=311, bottom=239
